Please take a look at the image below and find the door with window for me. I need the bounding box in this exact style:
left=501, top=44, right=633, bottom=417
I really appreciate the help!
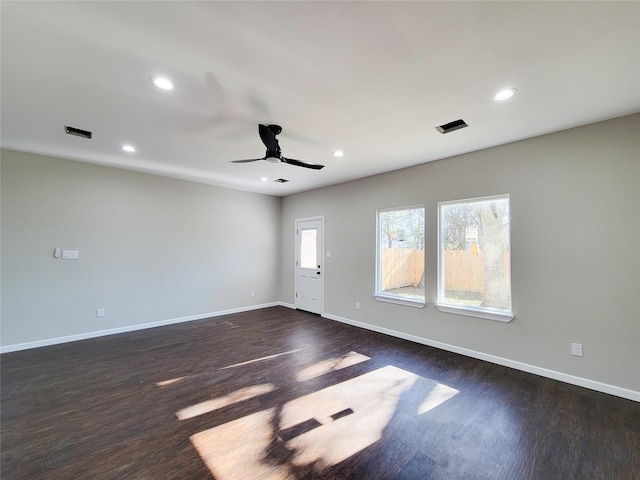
left=295, top=217, right=323, bottom=314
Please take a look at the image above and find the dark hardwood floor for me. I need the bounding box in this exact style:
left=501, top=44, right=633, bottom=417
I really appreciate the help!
left=2, top=306, right=639, bottom=479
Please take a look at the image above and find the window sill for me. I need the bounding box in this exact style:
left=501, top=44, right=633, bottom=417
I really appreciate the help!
left=435, top=303, right=514, bottom=322
left=374, top=294, right=426, bottom=309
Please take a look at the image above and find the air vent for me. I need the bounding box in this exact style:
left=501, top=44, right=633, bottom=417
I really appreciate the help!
left=436, top=119, right=468, bottom=134
left=274, top=178, right=289, bottom=183
left=65, top=126, right=92, bottom=139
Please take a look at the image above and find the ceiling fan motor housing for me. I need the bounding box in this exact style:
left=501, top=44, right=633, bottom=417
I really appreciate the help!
left=268, top=124, right=282, bottom=135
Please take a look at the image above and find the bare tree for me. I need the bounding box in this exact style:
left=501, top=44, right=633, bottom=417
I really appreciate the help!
left=404, top=208, right=425, bottom=251
left=380, top=211, right=398, bottom=248
left=476, top=202, right=509, bottom=309
left=380, top=209, right=425, bottom=250
left=442, top=204, right=476, bottom=250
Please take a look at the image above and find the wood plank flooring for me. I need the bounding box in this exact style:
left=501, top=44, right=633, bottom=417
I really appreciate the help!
left=2, top=306, right=639, bottom=479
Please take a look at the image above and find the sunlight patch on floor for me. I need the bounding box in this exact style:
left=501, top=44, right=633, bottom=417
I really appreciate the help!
left=418, top=382, right=459, bottom=415
left=156, top=377, right=185, bottom=387
left=191, top=408, right=292, bottom=479
left=177, top=383, right=276, bottom=420
left=156, top=348, right=306, bottom=388
left=220, top=348, right=305, bottom=370
left=295, top=351, right=370, bottom=382
left=280, top=365, right=416, bottom=469
left=190, top=365, right=458, bottom=479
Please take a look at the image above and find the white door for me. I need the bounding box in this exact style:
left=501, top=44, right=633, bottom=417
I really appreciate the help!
left=295, top=218, right=323, bottom=314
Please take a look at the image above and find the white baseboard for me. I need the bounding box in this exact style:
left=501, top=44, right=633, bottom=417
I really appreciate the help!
left=0, top=302, right=280, bottom=354
left=4, top=305, right=637, bottom=403
left=322, top=312, right=640, bottom=403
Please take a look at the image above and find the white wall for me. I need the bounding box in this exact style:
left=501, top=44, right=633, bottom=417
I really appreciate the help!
left=1, top=150, right=281, bottom=347
left=280, top=114, right=640, bottom=394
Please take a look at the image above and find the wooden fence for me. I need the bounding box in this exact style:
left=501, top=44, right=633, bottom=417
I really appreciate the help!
left=381, top=249, right=424, bottom=290
left=444, top=250, right=510, bottom=294
left=381, top=248, right=509, bottom=294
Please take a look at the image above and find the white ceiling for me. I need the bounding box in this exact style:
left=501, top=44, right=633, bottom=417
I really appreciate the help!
left=2, top=1, right=639, bottom=196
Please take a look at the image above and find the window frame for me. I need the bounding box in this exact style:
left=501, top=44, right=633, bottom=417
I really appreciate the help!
left=374, top=204, right=426, bottom=309
left=436, top=194, right=514, bottom=322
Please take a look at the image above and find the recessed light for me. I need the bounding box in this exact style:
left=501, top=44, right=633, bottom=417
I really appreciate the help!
left=260, top=177, right=268, bottom=182
left=333, top=150, right=344, bottom=157
left=121, top=145, right=136, bottom=153
left=495, top=88, right=517, bottom=101
left=150, top=76, right=174, bottom=90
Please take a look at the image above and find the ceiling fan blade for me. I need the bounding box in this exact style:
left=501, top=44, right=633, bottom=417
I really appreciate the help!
left=281, top=157, right=325, bottom=170
left=230, top=125, right=323, bottom=170
left=258, top=124, right=278, bottom=152
left=230, top=158, right=265, bottom=163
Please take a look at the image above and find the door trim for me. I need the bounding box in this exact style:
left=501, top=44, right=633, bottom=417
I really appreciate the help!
left=294, top=215, right=325, bottom=314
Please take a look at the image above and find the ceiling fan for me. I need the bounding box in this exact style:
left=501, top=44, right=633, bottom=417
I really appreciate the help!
left=231, top=124, right=325, bottom=170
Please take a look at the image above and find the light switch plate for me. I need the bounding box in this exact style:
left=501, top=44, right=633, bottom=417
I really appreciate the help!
left=571, top=343, right=583, bottom=357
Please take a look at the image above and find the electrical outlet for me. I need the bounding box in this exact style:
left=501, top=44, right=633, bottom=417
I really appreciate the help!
left=250, top=290, right=255, bottom=297
left=355, top=302, right=360, bottom=310
left=571, top=343, right=583, bottom=357
left=96, top=308, right=105, bottom=318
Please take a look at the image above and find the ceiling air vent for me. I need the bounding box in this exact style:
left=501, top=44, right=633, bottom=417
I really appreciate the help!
left=436, top=119, right=468, bottom=134
left=274, top=178, right=289, bottom=183
left=65, top=126, right=92, bottom=139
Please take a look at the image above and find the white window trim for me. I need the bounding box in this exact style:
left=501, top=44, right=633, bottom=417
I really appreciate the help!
left=435, top=303, right=514, bottom=322
left=375, top=205, right=426, bottom=308
left=437, top=194, right=513, bottom=322
left=374, top=293, right=426, bottom=309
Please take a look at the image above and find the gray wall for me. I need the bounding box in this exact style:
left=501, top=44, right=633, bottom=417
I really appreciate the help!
left=2, top=114, right=638, bottom=394
left=280, top=114, right=640, bottom=392
left=1, top=150, right=281, bottom=346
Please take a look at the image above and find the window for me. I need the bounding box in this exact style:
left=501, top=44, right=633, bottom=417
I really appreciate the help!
left=437, top=195, right=513, bottom=322
left=300, top=228, right=317, bottom=269
left=375, top=206, right=425, bottom=307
